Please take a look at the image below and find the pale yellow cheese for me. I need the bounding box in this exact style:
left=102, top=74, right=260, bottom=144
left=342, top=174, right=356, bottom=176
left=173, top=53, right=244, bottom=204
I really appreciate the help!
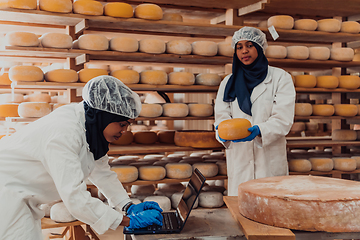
left=104, top=2, right=133, bottom=18
left=286, top=46, right=309, bottom=60
left=28, top=93, right=51, bottom=103
left=39, top=0, right=72, bottom=13
left=168, top=72, right=195, bottom=85
left=166, top=40, right=191, bottom=55
left=295, top=103, right=312, bottom=116
left=6, top=0, right=37, bottom=9
left=188, top=103, right=213, bottom=117
left=341, top=21, right=360, bottom=33
left=162, top=103, right=189, bottom=117
left=73, top=0, right=103, bottom=16
left=267, top=15, right=294, bottom=29
left=316, top=75, right=339, bottom=88
left=111, top=69, right=139, bottom=84
left=110, top=37, right=138, bottom=52
left=334, top=104, right=358, bottom=117
left=139, top=103, right=163, bottom=117
left=165, top=163, right=192, bottom=179
left=309, top=158, right=333, bottom=171
left=217, top=41, right=233, bottom=57
left=294, top=19, right=318, bottom=31
left=192, top=163, right=218, bottom=177
left=111, top=165, right=138, bottom=183
left=288, top=159, right=312, bottom=172
left=18, top=102, right=51, bottom=118
left=332, top=129, right=357, bottom=141
left=195, top=73, right=221, bottom=86
left=45, top=69, right=78, bottom=83
left=294, top=75, right=316, bottom=88
left=162, top=13, right=183, bottom=22
left=78, top=68, right=108, bottom=83
left=308, top=47, right=330, bottom=60
left=0, top=103, right=19, bottom=117
left=140, top=70, right=167, bottom=85
left=312, top=104, right=334, bottom=116
left=9, top=66, right=44, bottom=82
left=330, top=48, right=354, bottom=61
left=317, top=19, right=341, bottom=32
left=134, top=3, right=163, bottom=20
left=265, top=45, right=287, bottom=59
left=351, top=156, right=360, bottom=169
left=333, top=158, right=357, bottom=171
left=5, top=31, right=39, bottom=47
left=192, top=41, right=218, bottom=56
left=139, top=38, right=166, bottom=54
left=139, top=166, right=166, bottom=181
left=338, top=75, right=360, bottom=89
left=78, top=34, right=109, bottom=51
left=133, top=131, right=158, bottom=144
left=198, top=191, right=224, bottom=208
left=40, top=33, right=73, bottom=49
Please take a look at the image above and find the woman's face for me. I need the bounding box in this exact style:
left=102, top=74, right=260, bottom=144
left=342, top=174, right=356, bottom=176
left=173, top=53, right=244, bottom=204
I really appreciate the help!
left=236, top=40, right=258, bottom=65
left=103, top=120, right=132, bottom=142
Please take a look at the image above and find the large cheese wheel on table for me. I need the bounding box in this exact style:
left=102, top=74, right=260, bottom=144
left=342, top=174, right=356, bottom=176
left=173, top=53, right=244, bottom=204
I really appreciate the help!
left=338, top=75, right=360, bottom=89
left=18, top=102, right=51, bottom=118
left=162, top=103, right=188, bottom=117
left=9, top=65, right=44, bottom=82
left=192, top=41, right=217, bottom=56
left=73, top=0, right=103, bottom=16
left=0, top=103, right=19, bottom=117
left=45, top=69, right=78, bottom=83
left=195, top=73, right=221, bottom=86
left=309, top=158, right=333, bottom=171
left=267, top=15, right=294, bottom=29
left=238, top=175, right=360, bottom=232
left=78, top=68, right=108, bottom=83
left=139, top=103, right=162, bottom=117
left=139, top=166, right=166, bottom=181
left=139, top=38, right=165, bottom=54
left=40, top=33, right=73, bottom=49
left=168, top=72, right=195, bottom=85
left=111, top=69, right=139, bottom=84
left=330, top=48, right=354, bottom=61
left=104, top=2, right=133, bottom=18
left=317, top=19, right=341, bottom=32
left=295, top=103, right=312, bottom=116
left=140, top=70, right=167, bottom=85
left=6, top=0, right=37, bottom=9
left=5, top=31, right=39, bottom=47
left=174, top=130, right=223, bottom=148
left=294, top=75, right=316, bottom=88
left=111, top=131, right=133, bottom=145
left=111, top=165, right=138, bottom=183
left=316, top=75, right=339, bottom=88
left=265, top=45, right=287, bottom=59
left=217, top=41, right=233, bottom=57
left=308, top=47, right=330, bottom=60
left=110, top=37, right=138, bottom=52
left=334, top=104, right=358, bottom=117
left=341, top=21, right=360, bottom=33
left=39, top=0, right=72, bottom=13
left=217, top=118, right=251, bottom=140
left=133, top=131, right=158, bottom=144
left=188, top=103, right=213, bottom=117
left=166, top=40, right=191, bottom=55
left=286, top=46, right=309, bottom=60
left=294, top=19, right=317, bottom=31
left=165, top=163, right=192, bottom=179
left=134, top=3, right=163, bottom=20
left=333, top=158, right=357, bottom=171
left=78, top=34, right=109, bottom=51
left=312, top=104, right=334, bottom=116
left=332, top=129, right=357, bottom=141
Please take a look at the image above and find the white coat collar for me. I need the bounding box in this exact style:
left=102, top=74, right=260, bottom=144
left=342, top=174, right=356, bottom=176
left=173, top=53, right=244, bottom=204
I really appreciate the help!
left=251, top=67, right=272, bottom=103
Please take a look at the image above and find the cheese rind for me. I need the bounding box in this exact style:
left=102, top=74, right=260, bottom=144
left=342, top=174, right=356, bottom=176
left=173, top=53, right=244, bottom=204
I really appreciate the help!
left=309, top=158, right=333, bottom=171
left=162, top=103, right=189, bottom=117
left=312, top=104, right=334, bottom=116
left=165, top=163, right=192, bottom=179
left=134, top=3, right=163, bottom=20
left=9, top=65, right=44, bottom=82
left=0, top=103, right=19, bottom=117
left=267, top=15, right=294, bottom=29
left=139, top=103, right=163, bottom=117
left=288, top=159, right=312, bottom=172
left=111, top=69, right=139, bottom=84
left=330, top=48, right=354, bottom=61
left=78, top=68, right=108, bottom=83
left=78, top=34, right=109, bottom=51
left=140, top=70, right=167, bottom=85
left=332, top=129, right=357, bottom=141
left=308, top=47, right=330, bottom=60
left=265, top=45, right=287, bottom=59
left=316, top=75, right=339, bottom=88
left=73, top=0, right=104, bottom=16
left=286, top=46, right=309, bottom=60
left=195, top=73, right=221, bottom=86
left=294, top=19, right=318, bottom=31
left=111, top=165, right=138, bottom=183
left=166, top=40, right=192, bottom=55
left=188, top=103, right=213, bottom=117
left=18, top=102, right=51, bottom=118
left=295, top=103, right=312, bottom=116
left=341, top=21, right=360, bottom=34
left=192, top=163, right=218, bottom=177
left=40, top=33, right=73, bottom=49
left=45, top=69, right=78, bottom=83
left=174, top=130, right=223, bottom=148
left=218, top=118, right=251, bottom=140
left=133, top=131, right=158, bottom=144
left=217, top=41, right=233, bottom=57
left=294, top=75, right=316, bottom=88
left=338, top=75, right=360, bottom=89
left=333, top=158, right=357, bottom=171
left=168, top=72, right=195, bottom=85
left=334, top=104, right=358, bottom=117
left=139, top=38, right=166, bottom=54
left=7, top=0, right=37, bottom=9
left=104, top=2, right=133, bottom=18
left=317, top=19, right=341, bottom=32
left=139, top=166, right=166, bottom=181
left=110, top=37, right=138, bottom=52
left=5, top=31, right=39, bottom=47
left=192, top=41, right=218, bottom=56
left=39, top=0, right=72, bottom=13
left=198, top=191, right=224, bottom=208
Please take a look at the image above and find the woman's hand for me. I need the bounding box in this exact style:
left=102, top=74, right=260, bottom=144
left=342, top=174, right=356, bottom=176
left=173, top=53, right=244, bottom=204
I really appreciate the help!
left=127, top=201, right=163, bottom=215
left=232, top=125, right=261, bottom=142
left=128, top=210, right=163, bottom=229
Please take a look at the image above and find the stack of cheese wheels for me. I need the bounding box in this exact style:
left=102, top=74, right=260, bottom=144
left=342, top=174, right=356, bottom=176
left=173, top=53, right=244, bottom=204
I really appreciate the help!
left=166, top=40, right=192, bottom=55
left=139, top=103, right=163, bottom=117
left=290, top=122, right=305, bottom=132
left=294, top=75, right=316, bottom=88
left=317, top=19, right=341, bottom=32
left=316, top=75, right=339, bottom=88
left=134, top=3, right=163, bottom=20
left=267, top=15, right=294, bottom=29
left=286, top=46, right=309, bottom=59
left=217, top=41, right=233, bottom=57
left=139, top=38, right=165, bottom=54
left=111, top=131, right=133, bottom=145
left=50, top=202, right=76, bottom=223
left=312, top=104, right=334, bottom=116
left=192, top=41, right=218, bottom=56
left=188, top=103, right=213, bottom=117
left=40, top=33, right=73, bottom=49
left=78, top=34, right=109, bottom=51
left=165, top=163, right=192, bottom=179
left=111, top=69, right=139, bottom=84
left=174, top=130, right=223, bottom=148
left=28, top=93, right=51, bottom=103
left=0, top=93, right=24, bottom=103
left=294, top=19, right=318, bottom=31
left=133, top=131, right=158, bottom=144
left=330, top=48, right=354, bottom=61
left=157, top=130, right=175, bottom=144
left=45, top=69, right=78, bottom=83
left=163, top=13, right=183, bottom=22
left=334, top=104, right=358, bottom=116
left=288, top=159, right=312, bottom=172
left=6, top=0, right=37, bottom=9
left=332, top=129, right=357, bottom=141
left=0, top=73, right=11, bottom=85
left=265, top=45, right=287, bottom=59
left=111, top=165, right=138, bottom=183
left=140, top=70, right=167, bottom=85
left=198, top=191, right=224, bottom=208
left=195, top=73, right=221, bottom=86
left=238, top=175, right=360, bottom=232
left=5, top=31, right=39, bottom=47
left=295, top=103, right=312, bottom=116
left=0, top=103, right=19, bottom=117
left=78, top=68, right=108, bottom=83
left=9, top=65, right=44, bottom=82
left=352, top=156, right=360, bottom=168
left=39, top=0, right=72, bottom=13
left=144, top=196, right=171, bottom=211
left=110, top=37, right=138, bottom=52
left=73, top=0, right=103, bottom=16
left=309, top=158, right=333, bottom=171
left=104, top=2, right=133, bottom=18
left=333, top=157, right=357, bottom=171
left=168, top=72, right=195, bottom=85
left=139, top=166, right=166, bottom=181
left=341, top=21, right=360, bottom=33
left=18, top=102, right=51, bottom=118
left=338, top=75, right=360, bottom=89
left=192, top=163, right=218, bottom=177
left=217, top=118, right=251, bottom=141
left=308, top=47, right=330, bottom=60
left=162, top=103, right=189, bottom=117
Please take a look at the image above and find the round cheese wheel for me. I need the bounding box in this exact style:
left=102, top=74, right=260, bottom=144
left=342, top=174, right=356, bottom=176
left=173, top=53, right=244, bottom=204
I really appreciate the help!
left=0, top=73, right=11, bottom=85
left=167, top=153, right=187, bottom=158
left=166, top=40, right=191, bottom=55
left=111, top=69, right=139, bottom=84
left=139, top=38, right=165, bottom=54
left=258, top=20, right=268, bottom=28
left=288, top=159, right=312, bottom=172
left=308, top=47, right=330, bottom=60
left=294, top=75, right=316, bottom=88
left=45, top=69, right=78, bottom=83
left=133, top=131, right=158, bottom=144
left=144, top=196, right=171, bottom=211
left=267, top=15, right=294, bottom=29
left=216, top=161, right=227, bottom=175
left=195, top=73, right=221, bottom=86
left=0, top=93, right=24, bottom=103
left=111, top=165, right=138, bottom=183
left=265, top=45, right=287, bottom=59
left=144, top=154, right=165, bottom=160
left=316, top=75, right=339, bottom=88
left=131, top=184, right=155, bottom=196
left=217, top=41, right=233, bottom=57
left=39, top=0, right=72, bottom=13
left=165, top=163, right=192, bottom=179
left=332, top=129, right=357, bottom=141
left=351, top=156, right=360, bottom=168
left=162, top=13, right=183, bottom=22
left=139, top=166, right=166, bottom=181
left=111, top=131, right=133, bottom=145
left=334, top=104, right=358, bottom=117
left=9, top=65, right=44, bottom=82
left=217, top=118, right=251, bottom=140
left=312, top=104, right=334, bottom=116
left=134, top=3, right=163, bottom=20
left=5, top=31, right=39, bottom=47
left=140, top=70, right=167, bottom=85
left=18, top=102, right=51, bottom=118
left=192, top=41, right=218, bottom=56
left=73, top=0, right=103, bottom=16
left=192, top=163, right=218, bottom=177
left=110, top=37, right=138, bottom=52
left=139, top=103, right=163, bottom=117
left=174, top=130, right=222, bottom=148
left=6, top=0, right=37, bottom=9
left=78, top=68, right=108, bottom=83
left=341, top=21, right=360, bottom=33
left=28, top=93, right=51, bottom=103
left=317, top=19, right=341, bottom=32
left=294, top=19, right=318, bottom=31
left=168, top=72, right=195, bottom=85
left=50, top=202, right=76, bottom=223
left=78, top=34, right=108, bottom=51
left=104, top=2, right=133, bottom=18
left=290, top=122, right=305, bottom=132
left=157, top=130, right=175, bottom=144
left=162, top=103, right=189, bottom=117
left=309, top=158, right=333, bottom=171
left=333, top=158, right=356, bottom=171
left=40, top=33, right=73, bottom=49
left=295, top=103, right=312, bottom=116
left=330, top=47, right=354, bottom=61
left=0, top=103, right=19, bottom=117
left=188, top=103, right=213, bottom=117
left=198, top=191, right=224, bottom=208
left=286, top=46, right=309, bottom=60
left=338, top=75, right=360, bottom=89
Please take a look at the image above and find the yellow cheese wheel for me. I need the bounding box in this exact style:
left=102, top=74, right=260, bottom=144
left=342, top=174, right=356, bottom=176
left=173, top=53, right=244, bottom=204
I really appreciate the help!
left=294, top=75, right=316, bottom=88
left=288, top=159, right=312, bottom=172
left=338, top=75, right=360, bottom=89
left=139, top=38, right=165, bottom=54
left=341, top=21, right=360, bottom=33
left=166, top=40, right=192, bottom=55
left=332, top=129, right=357, bottom=141
left=162, top=103, right=189, bottom=117
left=0, top=103, right=19, bottom=117
left=295, top=103, right=312, bottom=116
left=267, top=15, right=294, bottom=29
left=309, top=158, right=333, bottom=171
left=45, top=69, right=78, bottom=83
left=217, top=118, right=251, bottom=140
left=73, top=0, right=103, bottom=16
left=157, top=130, right=175, bottom=144
left=317, top=19, right=341, bottom=32
left=111, top=131, right=133, bottom=145
left=134, top=3, right=163, bottom=20
left=351, top=156, right=360, bottom=169
left=111, top=165, right=138, bottom=183
left=133, top=131, right=158, bottom=144
left=5, top=31, right=39, bottom=47
left=188, top=103, right=213, bottom=117
left=286, top=46, right=309, bottom=60
left=294, top=19, right=318, bottom=31
left=312, top=104, right=334, bottom=116
left=165, top=163, right=192, bottom=179
left=265, top=45, right=287, bottom=59
left=139, top=103, right=163, bottom=117
left=9, top=66, right=44, bottom=82
left=40, top=33, right=73, bottom=49
left=0, top=93, right=24, bottom=103
left=316, top=75, right=339, bottom=88
left=333, top=158, right=357, bottom=171
left=104, top=2, right=133, bottom=18
left=111, top=69, right=139, bottom=84
left=18, top=102, right=51, bottom=118
left=192, top=41, right=218, bottom=56
left=139, top=166, right=166, bottom=181
left=6, top=0, right=37, bottom=9
left=330, top=48, right=354, bottom=61
left=28, top=93, right=51, bottom=103
left=290, top=122, right=305, bottom=132
left=78, top=68, right=108, bottom=83
left=168, top=72, right=194, bottom=85
left=195, top=73, right=221, bottom=86
left=39, top=0, right=72, bottom=13
left=308, top=47, right=330, bottom=60
left=0, top=73, right=11, bottom=85
left=192, top=163, right=218, bottom=177
left=110, top=37, right=138, bottom=52
left=334, top=104, right=358, bottom=117
left=78, top=34, right=109, bottom=51
left=162, top=13, right=183, bottom=22
left=217, top=41, right=233, bottom=57
left=140, top=70, right=167, bottom=85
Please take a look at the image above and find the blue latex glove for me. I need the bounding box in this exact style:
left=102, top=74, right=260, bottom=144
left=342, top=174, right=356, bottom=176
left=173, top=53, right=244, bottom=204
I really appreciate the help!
left=127, top=201, right=163, bottom=215
left=215, top=125, right=227, bottom=142
left=232, top=125, right=261, bottom=143
left=128, top=210, right=163, bottom=229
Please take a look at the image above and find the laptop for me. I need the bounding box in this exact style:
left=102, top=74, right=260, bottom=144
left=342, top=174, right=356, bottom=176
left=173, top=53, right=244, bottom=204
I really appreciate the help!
left=123, top=168, right=206, bottom=235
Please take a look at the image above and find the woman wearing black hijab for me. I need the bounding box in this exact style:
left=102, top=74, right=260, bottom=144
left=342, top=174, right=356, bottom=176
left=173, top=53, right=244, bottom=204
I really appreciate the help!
left=214, top=27, right=296, bottom=196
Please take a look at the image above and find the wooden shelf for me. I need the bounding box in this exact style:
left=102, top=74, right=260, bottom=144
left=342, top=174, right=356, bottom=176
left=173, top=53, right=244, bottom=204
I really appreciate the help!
left=120, top=175, right=227, bottom=186
left=286, top=138, right=360, bottom=148
left=268, top=58, right=360, bottom=70
left=296, top=87, right=360, bottom=93
left=294, top=116, right=360, bottom=120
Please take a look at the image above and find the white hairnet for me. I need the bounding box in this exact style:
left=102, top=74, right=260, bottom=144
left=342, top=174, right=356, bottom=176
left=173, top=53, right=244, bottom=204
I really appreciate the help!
left=82, top=75, right=142, bottom=119
left=232, top=26, right=268, bottom=50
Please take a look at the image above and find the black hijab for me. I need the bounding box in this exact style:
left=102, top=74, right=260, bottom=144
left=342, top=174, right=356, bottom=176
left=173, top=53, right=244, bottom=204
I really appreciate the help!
left=223, top=41, right=268, bottom=116
left=84, top=102, right=129, bottom=160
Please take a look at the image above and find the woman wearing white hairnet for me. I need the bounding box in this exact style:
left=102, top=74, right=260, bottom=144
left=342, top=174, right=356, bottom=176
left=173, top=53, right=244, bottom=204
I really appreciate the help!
left=0, top=76, right=163, bottom=239
left=214, top=27, right=295, bottom=196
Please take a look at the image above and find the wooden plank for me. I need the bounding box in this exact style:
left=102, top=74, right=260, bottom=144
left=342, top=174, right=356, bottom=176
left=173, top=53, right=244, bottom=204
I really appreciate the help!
left=296, top=87, right=360, bottom=93
left=4, top=46, right=83, bottom=58
left=268, top=58, right=360, bottom=69
left=224, top=196, right=295, bottom=240
left=286, top=139, right=360, bottom=148
left=12, top=81, right=85, bottom=90
left=294, top=116, right=360, bottom=120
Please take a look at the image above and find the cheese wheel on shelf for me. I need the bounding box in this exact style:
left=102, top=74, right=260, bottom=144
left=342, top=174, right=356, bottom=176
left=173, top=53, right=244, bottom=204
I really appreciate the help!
left=265, top=45, right=287, bottom=59
left=110, top=37, right=138, bottom=52
left=28, top=93, right=51, bottom=103
left=192, top=163, right=218, bottom=177
left=139, top=38, right=165, bottom=54
left=111, top=69, right=139, bottom=84
left=0, top=73, right=11, bottom=85
left=162, top=13, right=183, bottom=22
left=78, top=34, right=109, bottom=51
left=188, top=103, right=213, bottom=117
left=139, top=103, right=162, bottom=117
left=78, top=68, right=108, bottom=83
left=168, top=72, right=195, bottom=85
left=338, top=75, right=360, bottom=89
left=290, top=122, right=305, bottom=132
left=218, top=118, right=251, bottom=140
left=286, top=46, right=309, bottom=60
left=333, top=158, right=357, bottom=171
left=111, top=165, right=138, bottom=183
left=6, top=0, right=37, bottom=9
left=316, top=75, right=339, bottom=88
left=217, top=41, right=232, bottom=57
left=45, top=69, right=78, bottom=83
left=174, top=130, right=222, bottom=148
left=165, top=163, right=192, bottom=179
left=140, top=70, right=167, bottom=85
left=157, top=130, right=175, bottom=144
left=295, top=103, right=312, bottom=116
left=312, top=104, right=334, bottom=116
left=267, top=15, right=294, bottom=29
left=40, top=33, right=73, bottom=49
left=216, top=161, right=227, bottom=175
left=195, top=73, right=221, bottom=86
left=0, top=93, right=24, bottom=103
left=111, top=131, right=133, bottom=145
left=341, top=21, right=360, bottom=34
left=334, top=104, right=358, bottom=117
left=294, top=75, right=316, bottom=88
left=198, top=191, right=224, bottom=208
left=9, top=65, right=44, bottom=82
left=73, top=0, right=103, bottom=16
left=50, top=202, right=76, bottom=223
left=332, top=129, right=357, bottom=141
left=166, top=40, right=191, bottom=55
left=18, top=102, right=51, bottom=118
left=288, top=159, right=312, bottom=172
left=192, top=41, right=217, bottom=56
left=144, top=196, right=171, bottom=211
left=309, top=158, right=333, bottom=171
left=139, top=166, right=166, bottom=181
left=131, top=184, right=155, bottom=196
left=133, top=131, right=158, bottom=144
left=0, top=103, right=19, bottom=117
left=317, top=19, right=341, bottom=32
left=351, top=156, right=360, bottom=168
left=308, top=47, right=330, bottom=60
left=162, top=103, right=188, bottom=117
left=330, top=48, right=354, bottom=61
left=39, top=0, right=72, bottom=13
left=5, top=31, right=39, bottom=47
left=294, top=19, right=317, bottom=31
left=104, top=2, right=133, bottom=18
left=134, top=3, right=163, bottom=20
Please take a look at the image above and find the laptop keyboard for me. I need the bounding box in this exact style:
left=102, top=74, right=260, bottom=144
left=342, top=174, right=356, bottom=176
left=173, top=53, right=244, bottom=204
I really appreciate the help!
left=147, top=212, right=177, bottom=231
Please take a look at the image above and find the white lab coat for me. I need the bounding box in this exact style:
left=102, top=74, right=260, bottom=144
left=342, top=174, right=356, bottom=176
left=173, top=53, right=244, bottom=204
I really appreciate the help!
left=0, top=102, right=131, bottom=239
left=214, top=66, right=295, bottom=196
